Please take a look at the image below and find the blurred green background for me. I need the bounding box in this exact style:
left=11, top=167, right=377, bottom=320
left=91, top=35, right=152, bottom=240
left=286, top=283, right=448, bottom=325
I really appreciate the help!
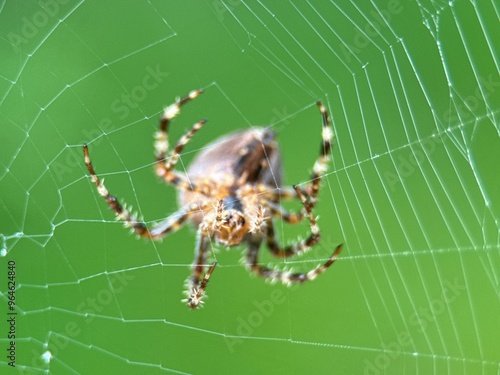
left=1, top=1, right=499, bottom=374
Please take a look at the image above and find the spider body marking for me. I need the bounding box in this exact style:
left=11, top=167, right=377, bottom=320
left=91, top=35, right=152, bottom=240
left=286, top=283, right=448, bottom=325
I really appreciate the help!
left=83, top=89, right=342, bottom=309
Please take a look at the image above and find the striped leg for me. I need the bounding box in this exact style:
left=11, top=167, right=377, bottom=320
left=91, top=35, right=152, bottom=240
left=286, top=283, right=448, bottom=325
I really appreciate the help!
left=212, top=199, right=225, bottom=232
left=265, top=185, right=319, bottom=258
left=248, top=199, right=306, bottom=238
left=266, top=200, right=305, bottom=224
left=246, top=236, right=342, bottom=285
left=308, top=101, right=333, bottom=205
left=248, top=185, right=342, bottom=283
left=83, top=144, right=193, bottom=239
left=183, top=228, right=217, bottom=309
left=154, top=89, right=207, bottom=191
left=259, top=101, right=333, bottom=206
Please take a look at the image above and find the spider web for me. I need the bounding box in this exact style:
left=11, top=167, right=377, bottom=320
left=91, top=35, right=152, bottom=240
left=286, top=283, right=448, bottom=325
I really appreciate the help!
left=1, top=0, right=499, bottom=374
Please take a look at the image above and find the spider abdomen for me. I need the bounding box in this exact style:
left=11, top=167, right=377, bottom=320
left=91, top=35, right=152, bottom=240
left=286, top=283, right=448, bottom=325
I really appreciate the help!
left=182, top=127, right=282, bottom=186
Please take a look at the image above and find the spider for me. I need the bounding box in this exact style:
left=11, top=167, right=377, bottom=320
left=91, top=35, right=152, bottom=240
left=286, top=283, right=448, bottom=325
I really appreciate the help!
left=83, top=89, right=342, bottom=309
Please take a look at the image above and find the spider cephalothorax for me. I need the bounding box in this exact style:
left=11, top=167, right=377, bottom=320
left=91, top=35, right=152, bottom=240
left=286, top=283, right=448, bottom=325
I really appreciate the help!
left=83, top=89, right=342, bottom=309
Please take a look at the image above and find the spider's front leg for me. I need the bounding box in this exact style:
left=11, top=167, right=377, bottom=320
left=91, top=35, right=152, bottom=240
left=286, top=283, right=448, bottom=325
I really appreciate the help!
left=264, top=101, right=334, bottom=207
left=183, top=225, right=217, bottom=309
left=154, top=89, right=207, bottom=191
left=83, top=144, right=195, bottom=239
left=307, top=101, right=333, bottom=205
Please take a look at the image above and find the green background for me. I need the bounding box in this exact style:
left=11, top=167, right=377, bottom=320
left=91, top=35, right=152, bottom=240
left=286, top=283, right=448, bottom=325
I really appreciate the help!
left=1, top=1, right=499, bottom=374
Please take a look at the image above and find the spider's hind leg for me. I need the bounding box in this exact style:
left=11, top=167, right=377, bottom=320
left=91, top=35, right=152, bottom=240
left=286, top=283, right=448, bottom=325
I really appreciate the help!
left=247, top=186, right=342, bottom=284
left=265, top=185, right=320, bottom=258
left=246, top=236, right=342, bottom=285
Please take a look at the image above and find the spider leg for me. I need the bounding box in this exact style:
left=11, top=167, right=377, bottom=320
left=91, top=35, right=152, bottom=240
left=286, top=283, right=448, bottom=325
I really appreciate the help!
left=148, top=205, right=197, bottom=239
left=265, top=221, right=302, bottom=258
left=183, top=227, right=217, bottom=309
left=247, top=185, right=342, bottom=282
left=266, top=201, right=305, bottom=224
left=83, top=144, right=194, bottom=239
left=154, top=89, right=207, bottom=191
left=264, top=185, right=319, bottom=258
left=258, top=186, right=307, bottom=204
left=246, top=234, right=342, bottom=284
left=270, top=103, right=333, bottom=205
left=307, top=101, right=333, bottom=205
left=262, top=102, right=333, bottom=206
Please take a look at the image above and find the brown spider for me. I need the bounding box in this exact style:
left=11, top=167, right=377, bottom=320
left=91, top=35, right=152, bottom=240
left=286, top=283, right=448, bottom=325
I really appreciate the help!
left=83, top=89, right=342, bottom=309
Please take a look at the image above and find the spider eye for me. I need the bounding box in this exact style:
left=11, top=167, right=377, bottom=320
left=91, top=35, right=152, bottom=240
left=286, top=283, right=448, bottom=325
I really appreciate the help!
left=225, top=214, right=245, bottom=228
